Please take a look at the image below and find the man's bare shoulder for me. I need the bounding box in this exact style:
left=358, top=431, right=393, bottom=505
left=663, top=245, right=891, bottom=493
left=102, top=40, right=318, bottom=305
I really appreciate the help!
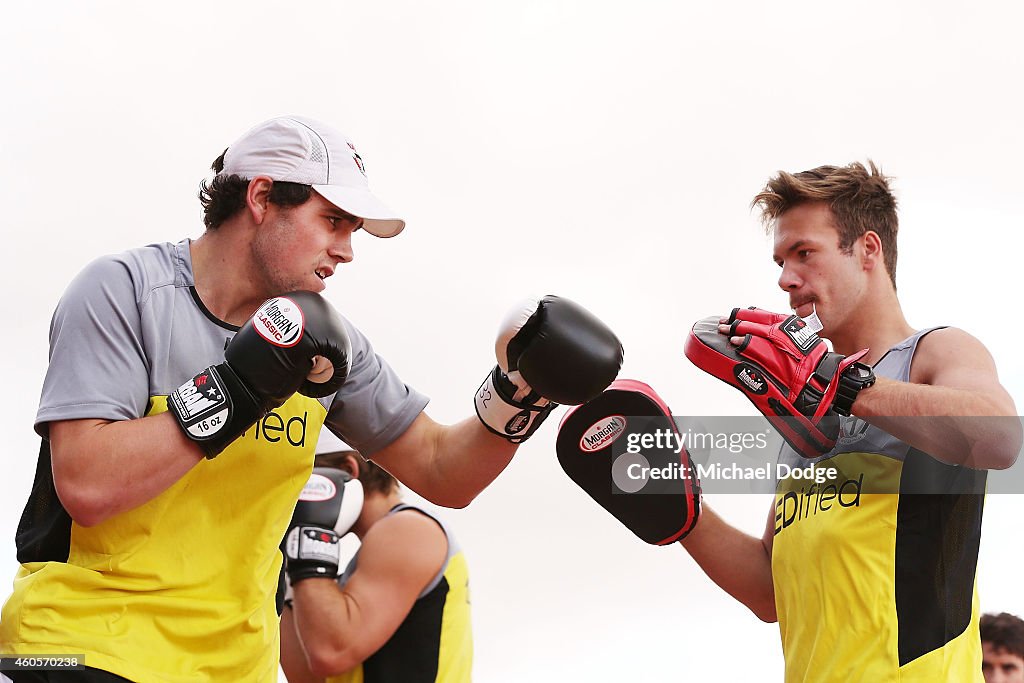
left=909, top=326, right=1017, bottom=417
left=359, top=508, right=448, bottom=574
left=909, top=326, right=997, bottom=386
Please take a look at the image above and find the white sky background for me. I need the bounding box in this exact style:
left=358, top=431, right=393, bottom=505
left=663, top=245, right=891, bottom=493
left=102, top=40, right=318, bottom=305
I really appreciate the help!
left=2, top=1, right=1023, bottom=680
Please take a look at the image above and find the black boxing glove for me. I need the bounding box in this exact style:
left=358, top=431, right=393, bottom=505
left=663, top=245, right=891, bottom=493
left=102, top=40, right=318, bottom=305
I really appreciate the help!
left=168, top=292, right=352, bottom=458
left=284, top=467, right=364, bottom=584
left=475, top=295, right=623, bottom=442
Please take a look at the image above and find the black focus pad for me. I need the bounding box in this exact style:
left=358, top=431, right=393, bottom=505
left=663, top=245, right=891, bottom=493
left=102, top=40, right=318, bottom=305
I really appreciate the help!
left=557, top=379, right=701, bottom=545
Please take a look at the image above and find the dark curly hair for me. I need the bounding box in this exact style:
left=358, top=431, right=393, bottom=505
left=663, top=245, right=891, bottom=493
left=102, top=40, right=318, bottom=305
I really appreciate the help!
left=198, top=150, right=314, bottom=230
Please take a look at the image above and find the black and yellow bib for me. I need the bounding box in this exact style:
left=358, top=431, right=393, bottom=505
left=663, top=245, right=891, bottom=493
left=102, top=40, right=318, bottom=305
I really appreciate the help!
left=328, top=505, right=473, bottom=683
left=3, top=396, right=323, bottom=682
left=772, top=328, right=986, bottom=682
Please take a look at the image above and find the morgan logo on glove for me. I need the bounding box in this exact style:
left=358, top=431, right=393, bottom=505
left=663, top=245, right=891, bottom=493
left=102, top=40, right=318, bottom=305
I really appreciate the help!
left=782, top=316, right=820, bottom=354
left=299, top=473, right=338, bottom=502
left=733, top=364, right=769, bottom=395
left=580, top=415, right=627, bottom=453
left=252, top=297, right=304, bottom=347
left=505, top=410, right=531, bottom=435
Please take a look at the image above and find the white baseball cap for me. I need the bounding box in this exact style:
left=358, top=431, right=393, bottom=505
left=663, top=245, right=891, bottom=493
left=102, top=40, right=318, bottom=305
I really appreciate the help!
left=220, top=116, right=405, bottom=238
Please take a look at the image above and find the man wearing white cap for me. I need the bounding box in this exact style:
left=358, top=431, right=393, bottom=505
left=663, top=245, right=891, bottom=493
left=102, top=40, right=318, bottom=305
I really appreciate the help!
left=0, top=116, right=623, bottom=682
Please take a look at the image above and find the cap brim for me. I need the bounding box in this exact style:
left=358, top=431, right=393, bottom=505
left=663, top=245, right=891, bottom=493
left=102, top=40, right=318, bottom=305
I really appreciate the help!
left=313, top=186, right=406, bottom=238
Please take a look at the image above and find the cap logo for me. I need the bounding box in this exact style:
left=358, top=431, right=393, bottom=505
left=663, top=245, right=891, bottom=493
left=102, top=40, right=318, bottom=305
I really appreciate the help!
left=299, top=473, right=338, bottom=501
left=580, top=415, right=627, bottom=452
left=252, top=297, right=305, bottom=347
left=347, top=142, right=367, bottom=177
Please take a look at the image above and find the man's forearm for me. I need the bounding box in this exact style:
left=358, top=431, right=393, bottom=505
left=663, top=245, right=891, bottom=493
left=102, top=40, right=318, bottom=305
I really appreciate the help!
left=679, top=505, right=777, bottom=622
left=852, top=378, right=1022, bottom=468
left=291, top=579, right=367, bottom=677
left=370, top=413, right=518, bottom=509
left=50, top=414, right=205, bottom=526
left=426, top=416, right=518, bottom=507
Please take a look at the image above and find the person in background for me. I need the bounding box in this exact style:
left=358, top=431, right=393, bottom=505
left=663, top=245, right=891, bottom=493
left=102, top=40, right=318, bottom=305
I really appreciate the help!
left=981, top=612, right=1024, bottom=683
left=281, top=440, right=472, bottom=682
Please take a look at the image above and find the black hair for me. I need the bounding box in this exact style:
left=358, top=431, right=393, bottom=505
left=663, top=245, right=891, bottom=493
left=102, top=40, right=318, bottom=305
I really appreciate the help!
left=198, top=149, right=313, bottom=230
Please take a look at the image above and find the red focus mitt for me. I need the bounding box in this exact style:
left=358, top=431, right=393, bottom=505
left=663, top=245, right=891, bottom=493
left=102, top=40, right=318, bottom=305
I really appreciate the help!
left=683, top=307, right=875, bottom=459
left=556, top=379, right=701, bottom=545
